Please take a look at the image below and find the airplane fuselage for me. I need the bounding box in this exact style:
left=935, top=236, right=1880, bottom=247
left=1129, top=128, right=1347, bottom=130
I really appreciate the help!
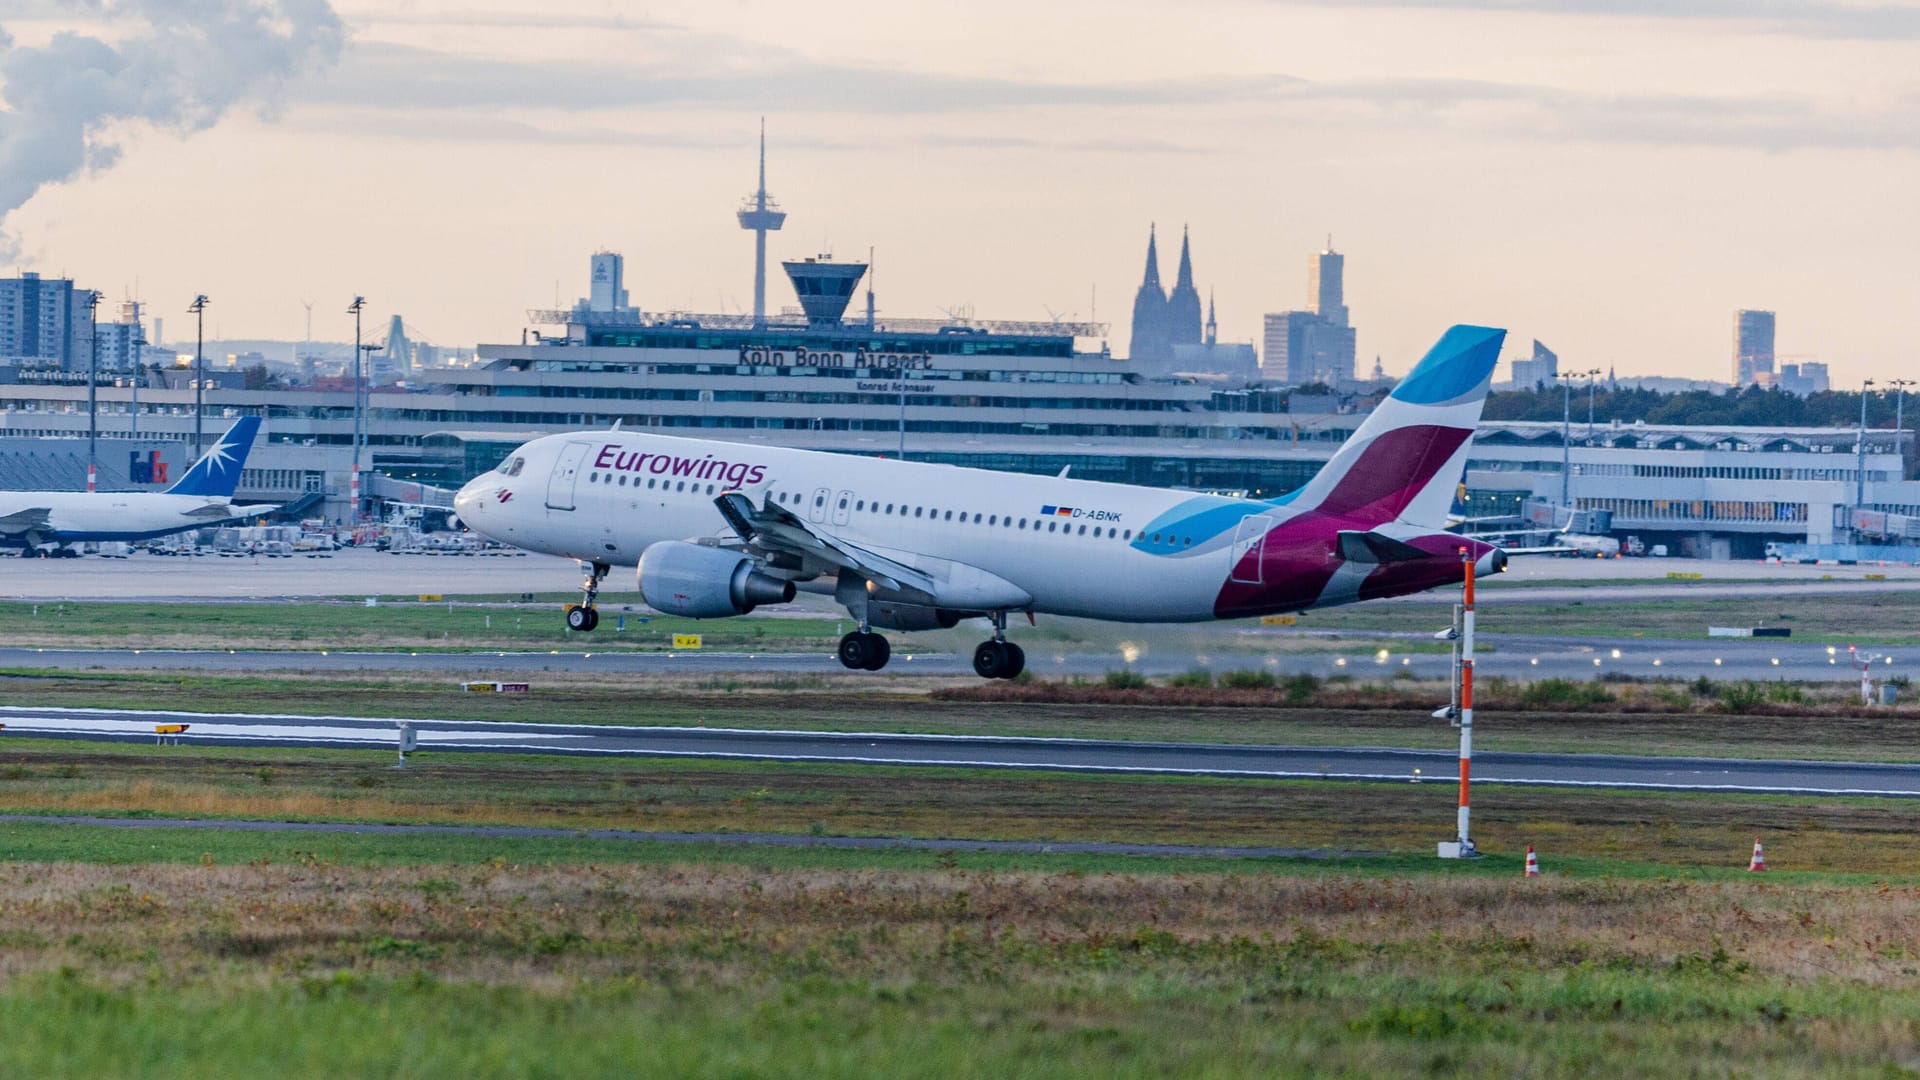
left=456, top=431, right=1497, bottom=622
left=0, top=490, right=258, bottom=547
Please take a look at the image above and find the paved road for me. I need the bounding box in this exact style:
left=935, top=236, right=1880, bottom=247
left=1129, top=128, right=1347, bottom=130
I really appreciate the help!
left=0, top=632, right=1905, bottom=683
left=4, top=705, right=1916, bottom=797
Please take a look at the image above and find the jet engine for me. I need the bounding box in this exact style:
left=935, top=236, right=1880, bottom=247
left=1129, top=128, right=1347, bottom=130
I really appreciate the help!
left=868, top=601, right=964, bottom=632
left=637, top=541, right=795, bottom=618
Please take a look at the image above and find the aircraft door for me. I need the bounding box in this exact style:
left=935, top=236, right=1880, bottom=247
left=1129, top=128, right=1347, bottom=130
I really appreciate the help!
left=832, top=489, right=853, bottom=526
left=544, top=441, right=592, bottom=511
left=1230, top=513, right=1275, bottom=584
left=808, top=487, right=831, bottom=524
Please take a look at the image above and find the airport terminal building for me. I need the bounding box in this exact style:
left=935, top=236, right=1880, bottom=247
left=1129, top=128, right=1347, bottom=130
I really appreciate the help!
left=1, top=257, right=1914, bottom=559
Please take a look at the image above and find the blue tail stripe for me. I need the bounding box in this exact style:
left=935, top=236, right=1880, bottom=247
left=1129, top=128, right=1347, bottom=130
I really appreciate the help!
left=163, top=417, right=261, bottom=497
left=1389, top=325, right=1504, bottom=406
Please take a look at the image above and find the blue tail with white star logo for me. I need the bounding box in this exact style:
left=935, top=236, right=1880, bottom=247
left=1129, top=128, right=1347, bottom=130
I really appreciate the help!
left=164, top=416, right=261, bottom=497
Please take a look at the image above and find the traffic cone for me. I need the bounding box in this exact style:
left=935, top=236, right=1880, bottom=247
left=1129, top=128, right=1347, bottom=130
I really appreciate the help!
left=1524, top=846, right=1540, bottom=877
left=1748, top=837, right=1768, bottom=872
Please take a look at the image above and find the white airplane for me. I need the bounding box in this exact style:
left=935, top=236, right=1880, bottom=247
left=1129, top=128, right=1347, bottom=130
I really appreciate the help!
left=455, top=325, right=1511, bottom=679
left=0, top=417, right=269, bottom=555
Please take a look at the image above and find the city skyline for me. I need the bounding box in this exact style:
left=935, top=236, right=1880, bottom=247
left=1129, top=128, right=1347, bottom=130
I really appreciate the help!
left=2, top=1, right=1916, bottom=383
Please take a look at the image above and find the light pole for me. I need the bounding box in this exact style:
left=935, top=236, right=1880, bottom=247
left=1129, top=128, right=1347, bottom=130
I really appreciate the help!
left=1559, top=369, right=1602, bottom=510
left=347, top=296, right=366, bottom=524
left=1890, top=378, right=1915, bottom=481
left=188, top=294, right=209, bottom=454
left=1857, top=378, right=1876, bottom=511
left=360, top=342, right=383, bottom=506
left=83, top=291, right=101, bottom=491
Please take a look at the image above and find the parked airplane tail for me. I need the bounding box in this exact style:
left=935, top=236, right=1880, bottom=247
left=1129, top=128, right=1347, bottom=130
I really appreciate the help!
left=163, top=416, right=262, bottom=498
left=1284, top=325, right=1505, bottom=529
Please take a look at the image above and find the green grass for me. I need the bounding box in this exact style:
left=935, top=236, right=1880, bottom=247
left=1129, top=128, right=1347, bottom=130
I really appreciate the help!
left=0, top=600, right=859, bottom=653
left=1, top=835, right=1918, bottom=1077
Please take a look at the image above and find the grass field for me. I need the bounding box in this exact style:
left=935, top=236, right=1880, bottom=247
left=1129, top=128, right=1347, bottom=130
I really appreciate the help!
left=6, top=848, right=1920, bottom=1077
left=4, top=607, right=1919, bottom=1073
left=0, top=740, right=1919, bottom=1076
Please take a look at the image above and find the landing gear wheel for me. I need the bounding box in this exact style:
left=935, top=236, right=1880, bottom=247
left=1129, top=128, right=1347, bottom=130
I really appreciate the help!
left=973, top=640, right=1013, bottom=680
left=862, top=633, right=891, bottom=671
left=566, top=605, right=597, bottom=632
left=1001, top=642, right=1025, bottom=679
left=838, top=631, right=892, bottom=672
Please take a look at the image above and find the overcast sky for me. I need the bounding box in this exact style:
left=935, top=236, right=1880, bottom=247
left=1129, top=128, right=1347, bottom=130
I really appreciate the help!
left=2, top=0, right=1916, bottom=384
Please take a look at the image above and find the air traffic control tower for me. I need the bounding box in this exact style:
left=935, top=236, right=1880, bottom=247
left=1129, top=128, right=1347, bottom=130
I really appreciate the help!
left=737, top=122, right=787, bottom=328
left=781, top=258, right=869, bottom=327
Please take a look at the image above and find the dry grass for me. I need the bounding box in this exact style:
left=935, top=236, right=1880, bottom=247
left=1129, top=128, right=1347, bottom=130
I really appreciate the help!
left=0, top=859, right=1915, bottom=989
left=7, top=746, right=1920, bottom=874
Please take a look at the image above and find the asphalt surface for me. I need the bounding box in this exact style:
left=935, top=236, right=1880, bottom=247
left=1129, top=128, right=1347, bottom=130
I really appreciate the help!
left=0, top=632, right=1904, bottom=683
left=4, top=705, right=1917, bottom=797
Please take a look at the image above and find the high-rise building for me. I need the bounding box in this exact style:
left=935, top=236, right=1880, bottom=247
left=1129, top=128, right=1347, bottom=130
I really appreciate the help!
left=1509, top=339, right=1559, bottom=387
left=588, top=251, right=631, bottom=313
left=1734, top=309, right=1775, bottom=386
left=1309, top=241, right=1348, bottom=327
left=1260, top=242, right=1357, bottom=385
left=0, top=273, right=91, bottom=370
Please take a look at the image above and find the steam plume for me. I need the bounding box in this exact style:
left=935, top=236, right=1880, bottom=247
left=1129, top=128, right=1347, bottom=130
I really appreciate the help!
left=0, top=0, right=344, bottom=249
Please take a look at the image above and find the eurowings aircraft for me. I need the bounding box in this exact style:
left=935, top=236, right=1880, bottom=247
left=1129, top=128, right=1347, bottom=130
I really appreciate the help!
left=0, top=417, right=268, bottom=554
left=454, top=325, right=1510, bottom=679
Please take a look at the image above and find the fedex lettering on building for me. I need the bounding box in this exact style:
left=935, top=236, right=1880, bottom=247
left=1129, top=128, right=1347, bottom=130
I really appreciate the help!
left=595, top=444, right=768, bottom=487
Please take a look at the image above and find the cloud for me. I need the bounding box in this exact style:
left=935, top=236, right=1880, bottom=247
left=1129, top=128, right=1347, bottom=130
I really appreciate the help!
left=301, top=39, right=1295, bottom=115
left=0, top=0, right=346, bottom=243
left=1266, top=0, right=1920, bottom=40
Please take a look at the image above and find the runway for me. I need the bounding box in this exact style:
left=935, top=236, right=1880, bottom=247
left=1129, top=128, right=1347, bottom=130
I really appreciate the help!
left=4, top=705, right=1917, bottom=797
left=0, top=632, right=1904, bottom=682
left=3, top=547, right=1916, bottom=603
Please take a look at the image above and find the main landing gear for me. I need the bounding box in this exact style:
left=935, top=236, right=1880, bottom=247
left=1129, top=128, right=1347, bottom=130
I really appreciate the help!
left=971, top=611, right=1026, bottom=680
left=836, top=629, right=891, bottom=671
left=566, top=561, right=609, bottom=632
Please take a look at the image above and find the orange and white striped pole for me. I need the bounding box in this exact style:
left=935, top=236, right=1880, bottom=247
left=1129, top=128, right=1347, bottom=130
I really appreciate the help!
left=1457, top=546, right=1477, bottom=855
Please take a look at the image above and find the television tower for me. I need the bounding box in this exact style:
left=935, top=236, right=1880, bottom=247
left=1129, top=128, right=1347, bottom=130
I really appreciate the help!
left=737, top=120, right=787, bottom=328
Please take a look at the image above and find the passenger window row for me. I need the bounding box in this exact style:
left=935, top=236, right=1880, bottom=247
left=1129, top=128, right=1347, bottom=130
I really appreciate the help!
left=573, top=474, right=1195, bottom=549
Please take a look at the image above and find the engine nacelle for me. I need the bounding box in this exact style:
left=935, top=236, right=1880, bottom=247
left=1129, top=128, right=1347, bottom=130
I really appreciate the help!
left=637, top=541, right=795, bottom=618
left=868, top=601, right=964, bottom=632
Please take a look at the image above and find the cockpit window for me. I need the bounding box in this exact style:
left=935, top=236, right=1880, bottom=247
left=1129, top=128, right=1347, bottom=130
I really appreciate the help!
left=501, top=456, right=526, bottom=477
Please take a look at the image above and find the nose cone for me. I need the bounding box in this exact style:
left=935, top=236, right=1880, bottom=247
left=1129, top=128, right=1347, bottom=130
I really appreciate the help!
left=453, top=477, right=490, bottom=532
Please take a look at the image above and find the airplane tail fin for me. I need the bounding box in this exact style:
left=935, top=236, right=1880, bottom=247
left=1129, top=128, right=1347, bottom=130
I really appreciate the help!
left=1284, top=325, right=1505, bottom=529
left=164, top=416, right=262, bottom=498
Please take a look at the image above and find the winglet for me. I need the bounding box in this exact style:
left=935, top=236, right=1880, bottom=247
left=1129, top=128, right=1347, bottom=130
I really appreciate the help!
left=164, top=416, right=262, bottom=498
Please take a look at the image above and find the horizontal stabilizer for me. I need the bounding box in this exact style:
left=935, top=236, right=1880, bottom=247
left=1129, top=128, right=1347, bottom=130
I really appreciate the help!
left=1337, top=530, right=1435, bottom=564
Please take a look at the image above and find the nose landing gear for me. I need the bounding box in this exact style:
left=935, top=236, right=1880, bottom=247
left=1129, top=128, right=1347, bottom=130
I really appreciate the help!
left=567, top=561, right=610, bottom=632
left=971, top=611, right=1026, bottom=680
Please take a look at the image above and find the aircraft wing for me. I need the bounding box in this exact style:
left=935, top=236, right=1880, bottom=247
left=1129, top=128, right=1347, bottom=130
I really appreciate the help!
left=713, top=492, right=936, bottom=596
left=0, top=507, right=52, bottom=538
